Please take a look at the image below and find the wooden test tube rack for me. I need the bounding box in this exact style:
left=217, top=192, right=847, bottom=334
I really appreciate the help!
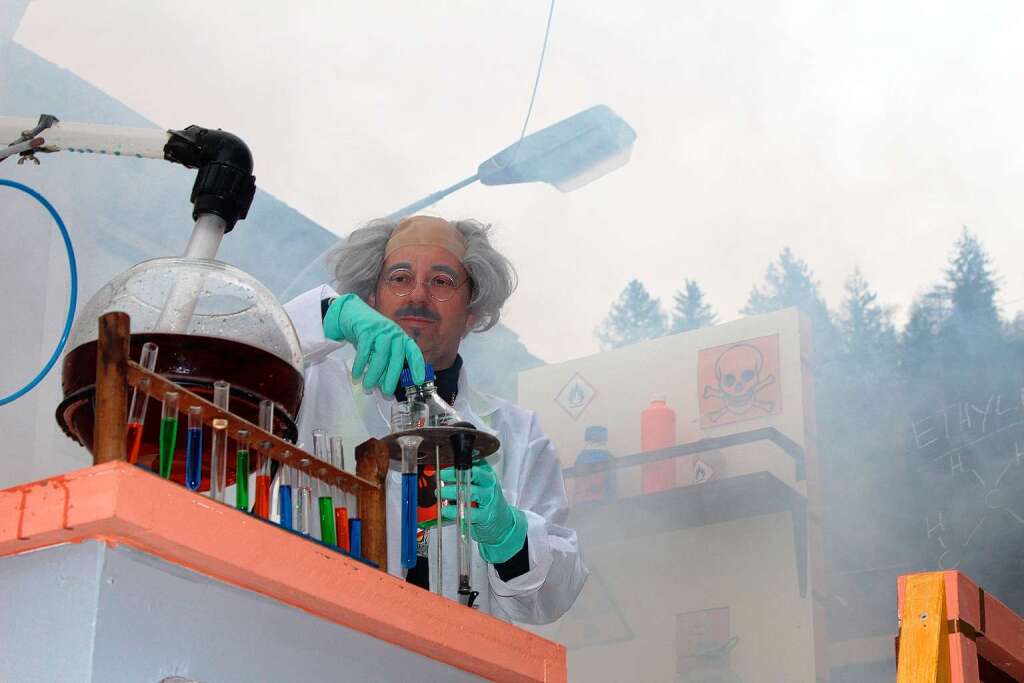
left=92, top=311, right=391, bottom=570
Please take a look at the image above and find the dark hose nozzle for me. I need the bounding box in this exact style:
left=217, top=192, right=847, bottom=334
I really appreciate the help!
left=450, top=421, right=477, bottom=470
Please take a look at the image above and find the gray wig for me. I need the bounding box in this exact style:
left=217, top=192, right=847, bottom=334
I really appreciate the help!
left=327, top=217, right=517, bottom=332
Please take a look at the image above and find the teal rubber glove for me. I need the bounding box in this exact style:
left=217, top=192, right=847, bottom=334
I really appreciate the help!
left=440, top=462, right=527, bottom=565
left=323, top=293, right=426, bottom=394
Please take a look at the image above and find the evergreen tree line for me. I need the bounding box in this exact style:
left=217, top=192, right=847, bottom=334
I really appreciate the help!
left=596, top=228, right=1021, bottom=356
left=595, top=228, right=1024, bottom=621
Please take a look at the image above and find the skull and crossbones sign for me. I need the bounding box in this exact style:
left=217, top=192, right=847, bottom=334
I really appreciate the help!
left=702, top=343, right=776, bottom=422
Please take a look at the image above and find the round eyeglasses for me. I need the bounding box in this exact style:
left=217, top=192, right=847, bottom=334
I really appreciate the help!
left=382, top=269, right=470, bottom=302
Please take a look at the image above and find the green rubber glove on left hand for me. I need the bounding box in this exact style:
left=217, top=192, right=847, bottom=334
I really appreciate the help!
left=440, top=462, right=527, bottom=565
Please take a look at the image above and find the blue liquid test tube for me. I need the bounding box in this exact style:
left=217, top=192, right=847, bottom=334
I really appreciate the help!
left=396, top=435, right=422, bottom=569
left=184, top=405, right=203, bottom=491
left=279, top=482, right=293, bottom=530
left=349, top=518, right=363, bottom=558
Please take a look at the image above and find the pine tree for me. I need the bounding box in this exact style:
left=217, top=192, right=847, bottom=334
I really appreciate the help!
left=595, top=279, right=667, bottom=350
left=742, top=247, right=836, bottom=353
left=838, top=268, right=897, bottom=365
left=901, top=287, right=948, bottom=369
left=943, top=227, right=1002, bottom=352
left=669, top=280, right=717, bottom=333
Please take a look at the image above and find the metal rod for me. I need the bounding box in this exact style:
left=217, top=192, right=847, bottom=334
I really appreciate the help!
left=386, top=173, right=479, bottom=220
left=435, top=445, right=443, bottom=595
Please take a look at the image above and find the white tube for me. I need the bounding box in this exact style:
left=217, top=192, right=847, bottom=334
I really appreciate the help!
left=182, top=214, right=226, bottom=259
left=154, top=215, right=227, bottom=333
left=0, top=117, right=170, bottom=160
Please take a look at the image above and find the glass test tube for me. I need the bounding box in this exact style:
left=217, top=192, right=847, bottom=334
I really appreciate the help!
left=184, top=406, right=203, bottom=491
left=398, top=435, right=422, bottom=569
left=126, top=342, right=159, bottom=464
left=254, top=400, right=274, bottom=518
left=349, top=518, right=363, bottom=558
left=329, top=436, right=349, bottom=551
left=295, top=457, right=312, bottom=536
left=235, top=429, right=250, bottom=511
left=456, top=465, right=472, bottom=595
left=158, top=391, right=179, bottom=479
left=278, top=449, right=293, bottom=530
left=209, top=381, right=230, bottom=503
left=313, top=429, right=337, bottom=546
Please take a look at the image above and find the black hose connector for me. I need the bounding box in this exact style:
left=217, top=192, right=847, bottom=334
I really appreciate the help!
left=164, top=126, right=256, bottom=233
left=450, top=421, right=478, bottom=471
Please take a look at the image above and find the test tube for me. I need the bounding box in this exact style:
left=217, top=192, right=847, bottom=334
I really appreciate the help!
left=278, top=449, right=293, bottom=530
left=349, top=518, right=363, bottom=558
left=126, top=342, right=159, bottom=464
left=209, top=381, right=230, bottom=503
left=184, top=406, right=203, bottom=491
left=313, top=429, right=337, bottom=546
left=254, top=400, right=274, bottom=519
left=450, top=425, right=478, bottom=604
left=397, top=435, right=423, bottom=569
left=158, top=391, right=179, bottom=479
left=329, top=436, right=349, bottom=552
left=295, top=456, right=312, bottom=536
left=235, top=429, right=250, bottom=511
left=456, top=465, right=472, bottom=596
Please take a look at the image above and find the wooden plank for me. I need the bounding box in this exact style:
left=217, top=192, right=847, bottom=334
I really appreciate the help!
left=125, top=361, right=377, bottom=495
left=355, top=438, right=390, bottom=571
left=94, top=312, right=130, bottom=464
left=897, top=572, right=951, bottom=683
left=975, top=582, right=1024, bottom=680
left=0, top=463, right=566, bottom=683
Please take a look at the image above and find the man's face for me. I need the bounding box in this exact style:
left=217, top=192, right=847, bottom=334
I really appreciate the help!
left=369, top=244, right=475, bottom=370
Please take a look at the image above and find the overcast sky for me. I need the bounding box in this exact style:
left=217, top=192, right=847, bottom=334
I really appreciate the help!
left=16, top=0, right=1024, bottom=363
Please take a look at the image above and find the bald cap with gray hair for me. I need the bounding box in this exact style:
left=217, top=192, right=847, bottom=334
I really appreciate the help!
left=326, top=217, right=518, bottom=332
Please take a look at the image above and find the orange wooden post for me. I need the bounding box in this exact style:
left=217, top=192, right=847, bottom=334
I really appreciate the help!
left=355, top=438, right=390, bottom=570
left=897, top=572, right=952, bottom=683
left=94, top=312, right=130, bottom=465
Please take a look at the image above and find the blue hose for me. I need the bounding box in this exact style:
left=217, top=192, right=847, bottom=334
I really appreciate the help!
left=0, top=179, right=77, bottom=406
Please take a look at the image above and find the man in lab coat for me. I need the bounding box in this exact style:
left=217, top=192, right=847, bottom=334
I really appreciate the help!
left=284, top=215, right=587, bottom=624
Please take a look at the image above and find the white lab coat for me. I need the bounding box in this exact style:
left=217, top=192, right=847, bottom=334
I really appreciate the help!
left=282, top=285, right=588, bottom=624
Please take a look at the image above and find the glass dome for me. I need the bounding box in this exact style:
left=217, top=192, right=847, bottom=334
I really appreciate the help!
left=58, top=257, right=304, bottom=482
left=67, top=257, right=302, bottom=371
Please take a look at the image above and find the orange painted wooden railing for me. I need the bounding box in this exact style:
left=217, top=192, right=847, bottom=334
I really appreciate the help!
left=896, top=571, right=1024, bottom=682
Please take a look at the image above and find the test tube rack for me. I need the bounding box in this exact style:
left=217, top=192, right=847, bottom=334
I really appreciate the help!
left=91, top=311, right=392, bottom=570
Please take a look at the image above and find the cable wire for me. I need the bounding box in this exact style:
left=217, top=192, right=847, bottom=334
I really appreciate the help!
left=0, top=179, right=77, bottom=406
left=508, top=0, right=556, bottom=165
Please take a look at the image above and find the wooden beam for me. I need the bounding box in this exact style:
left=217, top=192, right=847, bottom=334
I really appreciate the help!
left=94, top=312, right=130, bottom=465
left=125, top=361, right=376, bottom=495
left=897, top=572, right=952, bottom=683
left=355, top=438, right=391, bottom=571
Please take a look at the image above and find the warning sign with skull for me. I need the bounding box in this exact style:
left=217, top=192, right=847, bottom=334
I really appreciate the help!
left=698, top=335, right=781, bottom=428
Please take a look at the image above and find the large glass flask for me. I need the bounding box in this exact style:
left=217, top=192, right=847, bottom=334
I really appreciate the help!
left=56, top=257, right=303, bottom=488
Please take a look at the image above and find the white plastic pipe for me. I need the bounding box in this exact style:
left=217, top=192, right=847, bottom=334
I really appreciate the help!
left=0, top=117, right=170, bottom=159
left=183, top=214, right=226, bottom=259
left=155, top=215, right=227, bottom=333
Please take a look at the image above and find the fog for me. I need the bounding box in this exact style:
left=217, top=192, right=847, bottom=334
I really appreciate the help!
left=3, top=1, right=1024, bottom=680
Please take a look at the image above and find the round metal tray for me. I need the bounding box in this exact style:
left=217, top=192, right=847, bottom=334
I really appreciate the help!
left=381, top=426, right=500, bottom=467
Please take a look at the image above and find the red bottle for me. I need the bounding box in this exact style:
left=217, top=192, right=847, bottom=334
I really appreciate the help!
left=641, top=398, right=676, bottom=493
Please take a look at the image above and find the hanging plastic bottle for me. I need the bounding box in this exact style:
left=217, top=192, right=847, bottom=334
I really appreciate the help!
left=641, top=397, right=676, bottom=493
left=399, top=363, right=460, bottom=427
left=573, top=426, right=614, bottom=504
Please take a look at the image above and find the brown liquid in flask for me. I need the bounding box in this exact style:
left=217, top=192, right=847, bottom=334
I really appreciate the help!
left=58, top=332, right=303, bottom=489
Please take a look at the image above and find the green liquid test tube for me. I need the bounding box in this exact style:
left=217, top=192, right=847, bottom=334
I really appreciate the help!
left=158, top=391, right=179, bottom=479
left=319, top=497, right=337, bottom=546
left=236, top=429, right=250, bottom=511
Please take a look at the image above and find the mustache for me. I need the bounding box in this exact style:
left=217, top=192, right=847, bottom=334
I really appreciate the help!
left=394, top=305, right=441, bottom=322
